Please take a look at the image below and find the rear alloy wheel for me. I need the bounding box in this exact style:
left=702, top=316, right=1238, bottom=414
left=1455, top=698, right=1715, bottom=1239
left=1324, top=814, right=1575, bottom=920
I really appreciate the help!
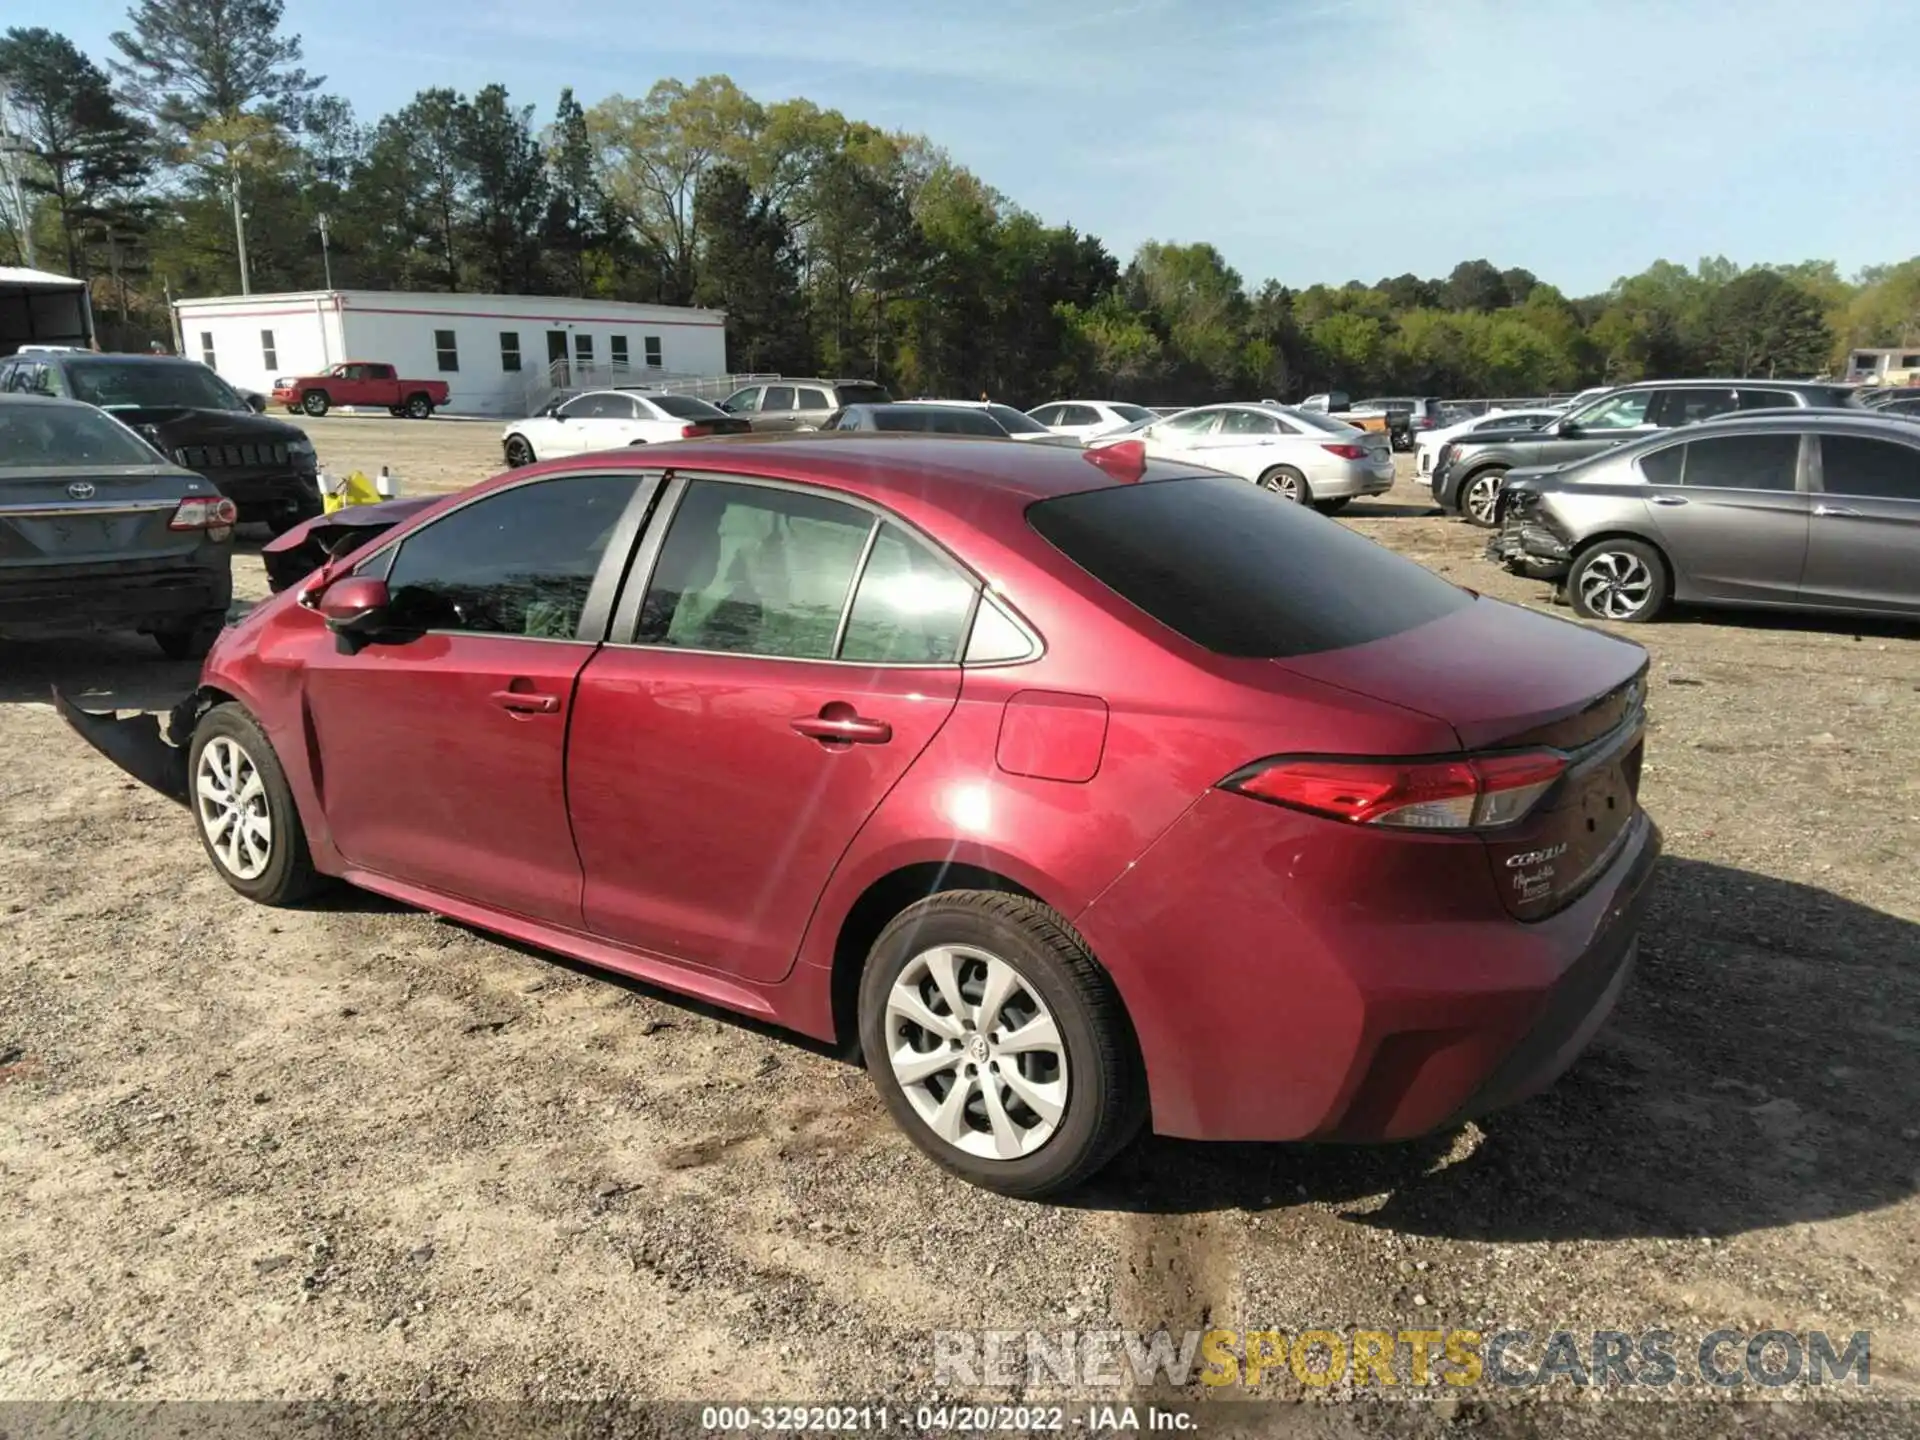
left=1569, top=539, right=1669, bottom=623
left=404, top=394, right=433, bottom=419
left=301, top=391, right=330, bottom=417
left=189, top=704, right=328, bottom=905
left=1461, top=467, right=1508, bottom=527
left=504, top=434, right=536, bottom=467
left=1257, top=466, right=1311, bottom=504
left=859, top=891, right=1143, bottom=1197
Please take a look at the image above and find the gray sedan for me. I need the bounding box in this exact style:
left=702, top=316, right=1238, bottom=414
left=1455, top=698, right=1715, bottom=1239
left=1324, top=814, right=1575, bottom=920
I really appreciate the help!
left=1488, top=410, right=1920, bottom=623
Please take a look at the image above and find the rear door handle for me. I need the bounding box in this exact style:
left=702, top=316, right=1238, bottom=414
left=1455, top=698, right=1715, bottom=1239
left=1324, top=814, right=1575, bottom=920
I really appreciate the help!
left=791, top=710, right=892, bottom=745
left=1814, top=504, right=1861, bottom=517
left=1650, top=494, right=1687, bottom=506
left=490, top=689, right=561, bottom=714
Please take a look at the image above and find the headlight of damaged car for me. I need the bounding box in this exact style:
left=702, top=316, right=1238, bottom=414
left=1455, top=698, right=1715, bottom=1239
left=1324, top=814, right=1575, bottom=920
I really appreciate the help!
left=288, top=439, right=317, bottom=469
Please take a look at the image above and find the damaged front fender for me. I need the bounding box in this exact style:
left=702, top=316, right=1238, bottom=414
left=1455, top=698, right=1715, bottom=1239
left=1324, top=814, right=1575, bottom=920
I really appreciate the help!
left=53, top=686, right=214, bottom=807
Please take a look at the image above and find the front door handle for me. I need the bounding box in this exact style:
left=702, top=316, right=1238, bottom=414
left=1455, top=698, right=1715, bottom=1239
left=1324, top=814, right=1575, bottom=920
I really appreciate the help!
left=1650, top=494, right=1688, bottom=506
left=1814, top=504, right=1861, bottom=517
left=491, top=689, right=560, bottom=714
left=791, top=705, right=892, bottom=746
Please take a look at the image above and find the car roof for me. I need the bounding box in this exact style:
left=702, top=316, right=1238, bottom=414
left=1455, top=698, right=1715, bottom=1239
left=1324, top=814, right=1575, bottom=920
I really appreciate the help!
left=1609, top=377, right=1844, bottom=392
left=501, top=433, right=1183, bottom=508
left=1690, top=409, right=1919, bottom=432
left=51, top=351, right=201, bottom=366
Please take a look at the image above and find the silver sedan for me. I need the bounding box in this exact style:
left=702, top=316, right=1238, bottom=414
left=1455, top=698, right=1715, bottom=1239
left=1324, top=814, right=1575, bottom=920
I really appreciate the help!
left=1091, top=403, right=1395, bottom=512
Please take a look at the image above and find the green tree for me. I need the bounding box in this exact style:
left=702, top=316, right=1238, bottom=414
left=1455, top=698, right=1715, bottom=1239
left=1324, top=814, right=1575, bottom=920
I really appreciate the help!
left=0, top=27, right=151, bottom=275
left=542, top=87, right=603, bottom=296
left=1705, top=269, right=1832, bottom=377
left=1443, top=258, right=1509, bottom=312
left=693, top=161, right=809, bottom=372
left=459, top=84, right=546, bottom=294
left=109, top=0, right=319, bottom=139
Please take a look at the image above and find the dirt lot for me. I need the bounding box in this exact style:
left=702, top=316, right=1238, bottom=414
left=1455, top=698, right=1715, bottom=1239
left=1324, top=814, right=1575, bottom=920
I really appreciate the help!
left=2, top=414, right=1917, bottom=1430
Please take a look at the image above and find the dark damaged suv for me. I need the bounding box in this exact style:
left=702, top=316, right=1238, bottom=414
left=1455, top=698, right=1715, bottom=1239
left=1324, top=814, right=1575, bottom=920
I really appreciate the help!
left=0, top=351, right=321, bottom=534
left=1431, top=378, right=1862, bottom=527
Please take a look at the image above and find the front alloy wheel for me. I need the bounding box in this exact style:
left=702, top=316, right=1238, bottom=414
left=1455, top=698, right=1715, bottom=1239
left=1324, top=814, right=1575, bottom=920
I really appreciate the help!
left=1462, top=469, right=1506, bottom=527
left=885, top=944, right=1069, bottom=1160
left=1570, top=541, right=1668, bottom=622
left=196, top=735, right=273, bottom=881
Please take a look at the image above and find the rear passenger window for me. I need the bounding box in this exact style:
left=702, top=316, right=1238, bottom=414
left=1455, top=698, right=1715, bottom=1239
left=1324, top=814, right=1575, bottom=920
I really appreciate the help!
left=762, top=386, right=797, bottom=412
left=637, top=481, right=870, bottom=659
left=795, top=387, right=831, bottom=410
left=1673, top=434, right=1800, bottom=491
left=1738, top=389, right=1795, bottom=411
left=1820, top=435, right=1920, bottom=500
left=839, top=523, right=977, bottom=665
left=1638, top=445, right=1685, bottom=486
left=1028, top=475, right=1472, bottom=659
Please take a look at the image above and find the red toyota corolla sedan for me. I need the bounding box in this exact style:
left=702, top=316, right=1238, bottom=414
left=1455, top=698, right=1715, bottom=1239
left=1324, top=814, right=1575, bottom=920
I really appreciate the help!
left=61, top=435, right=1660, bottom=1197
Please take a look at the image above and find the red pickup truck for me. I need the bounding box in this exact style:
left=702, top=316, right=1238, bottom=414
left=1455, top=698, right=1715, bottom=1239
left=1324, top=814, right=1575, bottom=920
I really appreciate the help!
left=272, top=363, right=450, bottom=419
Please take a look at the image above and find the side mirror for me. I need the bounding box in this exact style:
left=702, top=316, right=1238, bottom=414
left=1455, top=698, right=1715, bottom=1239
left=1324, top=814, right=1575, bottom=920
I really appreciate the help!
left=246, top=392, right=267, bottom=413
left=315, top=575, right=391, bottom=636
left=1557, top=420, right=1580, bottom=436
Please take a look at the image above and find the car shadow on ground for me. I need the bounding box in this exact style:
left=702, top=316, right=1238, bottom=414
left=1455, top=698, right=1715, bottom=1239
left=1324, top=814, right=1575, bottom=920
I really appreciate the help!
left=1076, top=857, right=1920, bottom=1241
left=0, top=633, right=202, bottom=711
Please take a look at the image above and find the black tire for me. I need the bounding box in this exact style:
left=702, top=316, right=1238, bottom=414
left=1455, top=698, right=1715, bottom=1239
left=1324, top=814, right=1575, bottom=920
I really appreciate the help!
left=1567, top=538, right=1670, bottom=624
left=404, top=393, right=433, bottom=419
left=153, top=611, right=226, bottom=661
left=504, top=434, right=536, bottom=467
left=187, top=703, right=330, bottom=906
left=858, top=890, right=1145, bottom=1198
left=301, top=390, right=330, bottom=418
left=1459, top=466, right=1508, bottom=527
left=1256, top=465, right=1311, bottom=504
left=1313, top=496, right=1352, bottom=515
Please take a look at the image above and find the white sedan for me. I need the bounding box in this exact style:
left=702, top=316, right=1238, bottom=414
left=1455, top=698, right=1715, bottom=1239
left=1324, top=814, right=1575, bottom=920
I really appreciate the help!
left=1027, top=399, right=1158, bottom=441
left=502, top=390, right=748, bottom=466
left=1092, top=402, right=1395, bottom=511
left=1414, top=408, right=1561, bottom=479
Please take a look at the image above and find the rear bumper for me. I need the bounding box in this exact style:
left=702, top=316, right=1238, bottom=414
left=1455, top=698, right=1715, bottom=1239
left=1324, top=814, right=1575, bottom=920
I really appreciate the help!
left=1075, top=793, right=1662, bottom=1143
left=0, top=555, right=231, bottom=635
left=1314, top=460, right=1398, bottom=499
left=55, top=688, right=199, bottom=805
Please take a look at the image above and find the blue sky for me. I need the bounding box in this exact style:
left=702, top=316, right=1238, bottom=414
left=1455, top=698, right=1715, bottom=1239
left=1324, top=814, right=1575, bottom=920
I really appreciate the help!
left=26, top=0, right=1918, bottom=297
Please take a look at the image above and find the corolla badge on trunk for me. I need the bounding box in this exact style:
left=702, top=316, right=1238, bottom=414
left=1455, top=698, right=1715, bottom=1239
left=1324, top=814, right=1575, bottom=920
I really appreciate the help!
left=67, top=482, right=96, bottom=499
left=1505, top=843, right=1568, bottom=868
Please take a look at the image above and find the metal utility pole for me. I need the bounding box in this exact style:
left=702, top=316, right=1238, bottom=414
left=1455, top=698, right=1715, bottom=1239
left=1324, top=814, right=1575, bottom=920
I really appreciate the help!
left=317, top=211, right=334, bottom=289
left=229, top=173, right=252, bottom=295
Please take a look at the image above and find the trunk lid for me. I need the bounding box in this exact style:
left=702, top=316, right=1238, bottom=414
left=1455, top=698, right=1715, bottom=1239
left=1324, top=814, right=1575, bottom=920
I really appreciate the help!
left=1277, top=596, right=1650, bottom=919
left=0, top=463, right=205, bottom=572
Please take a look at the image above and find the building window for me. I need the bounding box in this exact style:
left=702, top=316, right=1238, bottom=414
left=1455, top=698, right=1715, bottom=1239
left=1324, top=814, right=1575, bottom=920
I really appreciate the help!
left=500, top=331, right=522, bottom=372
left=435, top=329, right=459, bottom=372
left=644, top=335, right=662, bottom=369
left=200, top=332, right=216, bottom=369
left=260, top=329, right=277, bottom=369
left=574, top=333, right=594, bottom=366
left=610, top=335, right=629, bottom=371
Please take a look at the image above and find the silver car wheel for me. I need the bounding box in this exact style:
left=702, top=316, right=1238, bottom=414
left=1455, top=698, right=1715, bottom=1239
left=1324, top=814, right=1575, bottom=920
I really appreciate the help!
left=1578, top=550, right=1656, bottom=620
left=1259, top=468, right=1306, bottom=503
left=1464, top=472, right=1504, bottom=525
left=196, top=736, right=273, bottom=881
left=885, top=944, right=1069, bottom=1161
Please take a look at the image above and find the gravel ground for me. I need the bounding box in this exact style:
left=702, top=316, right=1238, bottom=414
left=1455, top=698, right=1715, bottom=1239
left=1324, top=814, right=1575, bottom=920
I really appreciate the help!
left=2, top=416, right=1916, bottom=1434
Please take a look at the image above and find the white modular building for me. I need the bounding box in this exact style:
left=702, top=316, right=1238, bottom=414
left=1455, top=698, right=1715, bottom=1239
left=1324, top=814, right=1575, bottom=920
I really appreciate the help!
left=170, top=289, right=729, bottom=416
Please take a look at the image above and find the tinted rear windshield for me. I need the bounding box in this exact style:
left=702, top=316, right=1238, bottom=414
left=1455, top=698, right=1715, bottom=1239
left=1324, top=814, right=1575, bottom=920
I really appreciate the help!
left=0, top=402, right=163, bottom=468
left=1027, top=475, right=1473, bottom=658
left=835, top=383, right=892, bottom=406
left=871, top=405, right=1003, bottom=435
left=646, top=393, right=726, bottom=419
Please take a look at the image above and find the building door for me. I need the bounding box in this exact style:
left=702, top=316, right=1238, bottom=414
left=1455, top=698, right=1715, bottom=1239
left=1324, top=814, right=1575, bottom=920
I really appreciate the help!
left=546, top=330, right=569, bottom=387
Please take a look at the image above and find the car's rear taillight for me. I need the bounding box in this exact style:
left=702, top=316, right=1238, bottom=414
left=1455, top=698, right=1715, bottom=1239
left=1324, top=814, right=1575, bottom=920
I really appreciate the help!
left=680, top=422, right=714, bottom=439
left=169, top=496, right=238, bottom=531
left=1320, top=443, right=1369, bottom=460
left=1222, top=750, right=1568, bottom=830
